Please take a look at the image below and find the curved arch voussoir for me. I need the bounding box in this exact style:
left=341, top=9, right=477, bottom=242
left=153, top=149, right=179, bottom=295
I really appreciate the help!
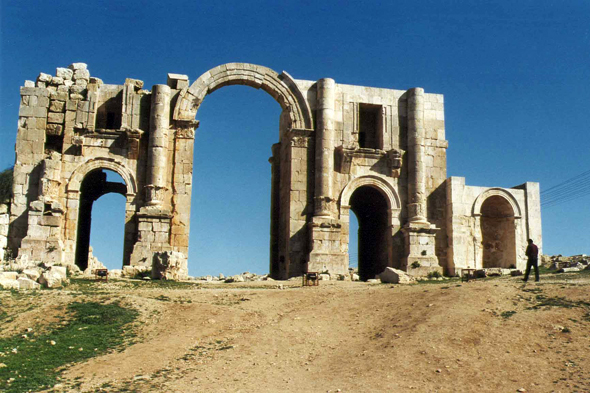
left=173, top=63, right=313, bottom=130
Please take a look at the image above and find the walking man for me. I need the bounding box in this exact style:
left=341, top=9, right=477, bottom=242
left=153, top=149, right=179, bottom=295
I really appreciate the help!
left=523, top=238, right=539, bottom=282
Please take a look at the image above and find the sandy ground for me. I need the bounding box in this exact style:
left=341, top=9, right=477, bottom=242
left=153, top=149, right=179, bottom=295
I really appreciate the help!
left=2, top=273, right=590, bottom=393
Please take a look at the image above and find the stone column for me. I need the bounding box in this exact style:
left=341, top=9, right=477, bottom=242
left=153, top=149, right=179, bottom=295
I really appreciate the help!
left=146, top=84, right=171, bottom=207
left=401, top=88, right=441, bottom=276
left=407, top=87, right=428, bottom=225
left=314, top=78, right=335, bottom=217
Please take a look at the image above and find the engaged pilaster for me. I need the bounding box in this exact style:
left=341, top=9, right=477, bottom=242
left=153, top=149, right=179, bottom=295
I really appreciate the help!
left=146, top=84, right=171, bottom=207
left=314, top=78, right=335, bottom=217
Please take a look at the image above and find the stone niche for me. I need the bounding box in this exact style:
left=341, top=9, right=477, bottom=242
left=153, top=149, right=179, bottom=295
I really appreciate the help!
left=4, top=62, right=542, bottom=280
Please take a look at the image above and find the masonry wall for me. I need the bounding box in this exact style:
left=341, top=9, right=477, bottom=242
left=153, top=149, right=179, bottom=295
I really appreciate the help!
left=298, top=79, right=449, bottom=275
left=446, top=177, right=541, bottom=274
left=6, top=62, right=541, bottom=279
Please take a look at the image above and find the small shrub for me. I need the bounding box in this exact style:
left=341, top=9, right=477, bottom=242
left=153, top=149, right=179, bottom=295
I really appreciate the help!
left=427, top=271, right=442, bottom=279
left=501, top=310, right=517, bottom=319
left=411, top=261, right=421, bottom=269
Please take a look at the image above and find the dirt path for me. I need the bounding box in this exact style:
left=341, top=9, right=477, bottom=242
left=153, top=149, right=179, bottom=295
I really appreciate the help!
left=5, top=274, right=590, bottom=392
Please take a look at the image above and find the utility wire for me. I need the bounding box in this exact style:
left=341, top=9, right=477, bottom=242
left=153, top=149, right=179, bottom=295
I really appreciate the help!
left=541, top=178, right=590, bottom=201
left=541, top=168, right=590, bottom=208
left=541, top=169, right=590, bottom=194
left=542, top=186, right=590, bottom=207
left=541, top=176, right=590, bottom=198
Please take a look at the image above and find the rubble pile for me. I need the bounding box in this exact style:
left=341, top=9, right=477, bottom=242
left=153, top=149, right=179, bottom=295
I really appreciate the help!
left=545, top=254, right=590, bottom=273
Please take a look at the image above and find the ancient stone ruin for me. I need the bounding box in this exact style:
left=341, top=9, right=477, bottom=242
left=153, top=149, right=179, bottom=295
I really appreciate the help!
left=1, top=62, right=542, bottom=280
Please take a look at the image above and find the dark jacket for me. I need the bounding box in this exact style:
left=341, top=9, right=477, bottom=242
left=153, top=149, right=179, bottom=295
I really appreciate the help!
left=526, top=244, right=539, bottom=260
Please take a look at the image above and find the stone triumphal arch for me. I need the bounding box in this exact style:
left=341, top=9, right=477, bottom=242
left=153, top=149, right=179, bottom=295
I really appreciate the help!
left=4, top=62, right=542, bottom=278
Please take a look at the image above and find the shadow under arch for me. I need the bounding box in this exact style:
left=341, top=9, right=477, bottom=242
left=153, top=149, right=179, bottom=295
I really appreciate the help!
left=173, top=63, right=314, bottom=131
left=473, top=189, right=520, bottom=268
left=340, top=175, right=402, bottom=280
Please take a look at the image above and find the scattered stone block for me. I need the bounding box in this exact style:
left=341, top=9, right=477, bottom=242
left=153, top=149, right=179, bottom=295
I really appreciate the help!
left=0, top=278, right=19, bottom=289
left=109, top=269, right=123, bottom=278
left=151, top=251, right=188, bottom=280
left=22, top=268, right=41, bottom=281
left=0, top=271, right=18, bottom=280
left=39, top=270, right=64, bottom=288
left=17, top=277, right=40, bottom=290
left=378, top=267, right=416, bottom=284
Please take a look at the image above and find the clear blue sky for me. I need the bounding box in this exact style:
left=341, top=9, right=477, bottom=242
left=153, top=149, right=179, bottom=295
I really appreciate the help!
left=1, top=1, right=589, bottom=275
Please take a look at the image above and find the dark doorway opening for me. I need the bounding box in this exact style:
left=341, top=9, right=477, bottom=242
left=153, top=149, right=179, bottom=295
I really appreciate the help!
left=349, top=186, right=389, bottom=280
left=480, top=196, right=516, bottom=268
left=75, top=169, right=127, bottom=271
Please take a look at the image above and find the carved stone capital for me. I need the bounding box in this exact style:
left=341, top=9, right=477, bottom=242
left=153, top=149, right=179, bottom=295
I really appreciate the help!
left=174, top=120, right=199, bottom=139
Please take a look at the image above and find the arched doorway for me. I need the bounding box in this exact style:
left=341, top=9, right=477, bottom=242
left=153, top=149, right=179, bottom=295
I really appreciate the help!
left=480, top=195, right=517, bottom=268
left=171, top=63, right=314, bottom=279
left=75, top=169, right=127, bottom=271
left=189, top=86, right=280, bottom=277
left=349, top=186, right=389, bottom=280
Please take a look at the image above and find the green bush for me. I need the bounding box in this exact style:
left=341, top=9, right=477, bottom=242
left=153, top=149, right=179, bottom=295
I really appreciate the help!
left=0, top=167, right=13, bottom=204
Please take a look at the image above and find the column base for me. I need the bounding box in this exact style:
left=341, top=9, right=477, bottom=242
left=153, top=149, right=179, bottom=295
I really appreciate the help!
left=307, top=216, right=348, bottom=275
left=401, top=224, right=442, bottom=276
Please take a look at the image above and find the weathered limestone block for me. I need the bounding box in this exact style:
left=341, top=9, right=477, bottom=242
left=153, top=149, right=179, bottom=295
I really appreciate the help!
left=49, top=100, right=65, bottom=113
left=56, top=67, right=73, bottom=80
left=0, top=278, right=19, bottom=289
left=22, top=268, right=41, bottom=281
left=47, top=112, right=65, bottom=124
left=17, top=277, right=40, bottom=290
left=0, top=272, right=18, bottom=280
left=379, top=267, right=416, bottom=284
left=151, top=251, right=188, bottom=280
left=73, top=68, right=90, bottom=81
left=37, top=73, right=52, bottom=83
left=122, top=265, right=150, bottom=278
left=50, top=76, right=64, bottom=86
left=38, top=269, right=65, bottom=288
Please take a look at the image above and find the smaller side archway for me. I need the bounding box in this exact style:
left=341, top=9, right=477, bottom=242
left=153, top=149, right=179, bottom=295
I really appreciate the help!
left=473, top=189, right=521, bottom=269
left=340, top=176, right=402, bottom=280
left=65, top=158, right=138, bottom=269
left=74, top=169, right=127, bottom=270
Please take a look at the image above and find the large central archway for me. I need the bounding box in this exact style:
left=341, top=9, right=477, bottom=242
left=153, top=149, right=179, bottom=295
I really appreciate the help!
left=169, top=63, right=315, bottom=279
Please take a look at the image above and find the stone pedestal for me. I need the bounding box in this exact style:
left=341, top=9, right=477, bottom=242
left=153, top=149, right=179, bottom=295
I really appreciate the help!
left=17, top=207, right=65, bottom=264
left=129, top=207, right=172, bottom=266
left=307, top=216, right=347, bottom=275
left=402, top=224, right=442, bottom=276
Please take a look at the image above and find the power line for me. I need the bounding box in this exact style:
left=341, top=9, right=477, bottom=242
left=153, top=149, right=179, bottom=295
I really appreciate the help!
left=542, top=189, right=590, bottom=208
left=541, top=176, right=590, bottom=198
left=542, top=186, right=590, bottom=207
left=541, top=169, right=590, bottom=194
left=540, top=168, right=590, bottom=208
left=542, top=180, right=590, bottom=203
